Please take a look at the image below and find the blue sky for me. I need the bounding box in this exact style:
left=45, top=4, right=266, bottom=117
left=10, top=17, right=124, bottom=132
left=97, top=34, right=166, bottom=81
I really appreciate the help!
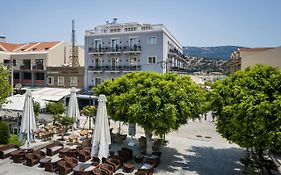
left=1, top=0, right=281, bottom=47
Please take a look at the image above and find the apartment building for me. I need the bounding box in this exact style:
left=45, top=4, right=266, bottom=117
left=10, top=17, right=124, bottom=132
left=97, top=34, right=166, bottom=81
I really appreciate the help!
left=0, top=41, right=84, bottom=88
left=228, top=47, right=281, bottom=73
left=84, top=19, right=188, bottom=92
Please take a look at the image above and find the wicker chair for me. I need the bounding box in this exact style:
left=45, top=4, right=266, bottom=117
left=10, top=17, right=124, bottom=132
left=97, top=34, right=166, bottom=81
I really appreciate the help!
left=99, top=163, right=114, bottom=175
left=78, top=149, right=91, bottom=162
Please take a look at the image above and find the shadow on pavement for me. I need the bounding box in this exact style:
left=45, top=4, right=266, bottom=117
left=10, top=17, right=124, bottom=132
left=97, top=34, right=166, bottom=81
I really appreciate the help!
left=155, top=146, right=245, bottom=175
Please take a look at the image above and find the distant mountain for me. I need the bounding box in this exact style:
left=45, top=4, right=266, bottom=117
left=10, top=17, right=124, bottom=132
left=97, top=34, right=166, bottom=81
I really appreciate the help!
left=183, top=46, right=243, bottom=60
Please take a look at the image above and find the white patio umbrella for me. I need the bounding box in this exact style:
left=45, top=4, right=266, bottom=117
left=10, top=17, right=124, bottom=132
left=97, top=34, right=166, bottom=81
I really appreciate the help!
left=67, top=87, right=80, bottom=128
left=91, top=94, right=111, bottom=161
left=19, top=89, right=37, bottom=149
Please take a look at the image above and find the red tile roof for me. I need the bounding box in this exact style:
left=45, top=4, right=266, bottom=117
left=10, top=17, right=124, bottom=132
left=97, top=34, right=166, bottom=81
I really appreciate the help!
left=0, top=41, right=61, bottom=52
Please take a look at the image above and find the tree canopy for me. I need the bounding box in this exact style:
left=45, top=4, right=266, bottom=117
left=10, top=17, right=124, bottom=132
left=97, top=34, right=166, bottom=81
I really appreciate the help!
left=46, top=101, right=65, bottom=124
left=81, top=105, right=97, bottom=129
left=94, top=72, right=204, bottom=154
left=0, top=65, right=12, bottom=107
left=210, top=65, right=281, bottom=152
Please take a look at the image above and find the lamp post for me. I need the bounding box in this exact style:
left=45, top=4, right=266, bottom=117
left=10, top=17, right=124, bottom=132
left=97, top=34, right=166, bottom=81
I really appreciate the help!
left=10, top=57, right=14, bottom=96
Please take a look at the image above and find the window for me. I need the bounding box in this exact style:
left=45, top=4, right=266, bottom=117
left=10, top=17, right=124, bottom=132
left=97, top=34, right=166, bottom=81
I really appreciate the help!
left=94, top=39, right=102, bottom=51
left=95, top=58, right=101, bottom=67
left=34, top=59, right=43, bottom=70
left=111, top=39, right=118, bottom=51
left=23, top=59, right=31, bottom=69
left=48, top=76, right=54, bottom=85
left=111, top=58, right=119, bottom=67
left=148, top=36, right=157, bottom=45
left=36, top=73, right=44, bottom=80
left=148, top=56, right=157, bottom=64
left=13, top=72, right=19, bottom=79
left=129, top=37, right=138, bottom=47
left=95, top=77, right=102, bottom=86
left=70, top=77, right=78, bottom=86
left=130, top=57, right=137, bottom=66
left=23, top=72, right=32, bottom=79
left=58, top=76, right=64, bottom=86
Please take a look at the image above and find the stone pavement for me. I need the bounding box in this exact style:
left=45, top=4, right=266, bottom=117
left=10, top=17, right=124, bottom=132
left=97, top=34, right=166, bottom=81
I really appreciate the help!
left=0, top=112, right=245, bottom=175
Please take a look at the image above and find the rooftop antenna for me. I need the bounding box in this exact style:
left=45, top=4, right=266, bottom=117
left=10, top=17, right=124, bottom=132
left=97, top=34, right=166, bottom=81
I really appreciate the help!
left=68, top=20, right=80, bottom=67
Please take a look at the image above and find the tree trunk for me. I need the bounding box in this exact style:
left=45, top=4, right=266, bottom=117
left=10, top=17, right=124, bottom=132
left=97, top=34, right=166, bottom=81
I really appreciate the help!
left=145, top=130, right=153, bottom=155
left=89, top=117, right=91, bottom=129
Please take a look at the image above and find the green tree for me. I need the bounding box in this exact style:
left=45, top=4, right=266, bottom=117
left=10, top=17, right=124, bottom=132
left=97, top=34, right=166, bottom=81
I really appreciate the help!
left=210, top=65, right=281, bottom=154
left=0, top=121, right=10, bottom=144
left=33, top=101, right=40, bottom=119
left=57, top=115, right=75, bottom=140
left=81, top=105, right=96, bottom=129
left=0, top=65, right=12, bottom=107
left=46, top=102, right=65, bottom=125
left=94, top=72, right=204, bottom=154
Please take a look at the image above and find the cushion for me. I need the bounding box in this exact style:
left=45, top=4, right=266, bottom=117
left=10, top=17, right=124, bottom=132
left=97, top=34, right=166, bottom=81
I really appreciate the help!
left=140, top=163, right=152, bottom=170
left=3, top=148, right=17, bottom=154
left=84, top=165, right=95, bottom=171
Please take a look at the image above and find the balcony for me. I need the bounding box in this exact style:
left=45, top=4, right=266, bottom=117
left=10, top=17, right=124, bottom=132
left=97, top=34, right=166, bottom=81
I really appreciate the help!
left=123, top=45, right=141, bottom=54
left=20, top=65, right=31, bottom=70
left=32, top=65, right=44, bottom=70
left=88, top=47, right=104, bottom=55
left=170, top=66, right=188, bottom=72
left=106, top=47, right=122, bottom=54
left=88, top=65, right=141, bottom=72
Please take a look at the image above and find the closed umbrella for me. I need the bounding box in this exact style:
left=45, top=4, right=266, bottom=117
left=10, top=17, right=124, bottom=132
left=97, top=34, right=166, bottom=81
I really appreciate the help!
left=67, top=87, right=80, bottom=128
left=91, top=94, right=111, bottom=160
left=19, top=89, right=37, bottom=149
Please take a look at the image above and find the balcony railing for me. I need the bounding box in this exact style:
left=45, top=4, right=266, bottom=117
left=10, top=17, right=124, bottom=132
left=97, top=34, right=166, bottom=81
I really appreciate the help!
left=88, top=65, right=141, bottom=71
left=170, top=66, right=188, bottom=72
left=20, top=65, right=31, bottom=70
left=32, top=65, right=44, bottom=70
left=123, top=45, right=141, bottom=53
left=88, top=45, right=141, bottom=54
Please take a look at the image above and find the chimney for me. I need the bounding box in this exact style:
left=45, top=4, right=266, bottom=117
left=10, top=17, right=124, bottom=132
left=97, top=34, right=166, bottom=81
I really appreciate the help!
left=112, top=18, right=117, bottom=24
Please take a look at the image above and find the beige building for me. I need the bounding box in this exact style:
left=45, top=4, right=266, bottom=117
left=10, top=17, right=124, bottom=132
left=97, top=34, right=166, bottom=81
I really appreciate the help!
left=0, top=41, right=84, bottom=88
left=228, top=47, right=281, bottom=73
left=46, top=66, right=84, bottom=88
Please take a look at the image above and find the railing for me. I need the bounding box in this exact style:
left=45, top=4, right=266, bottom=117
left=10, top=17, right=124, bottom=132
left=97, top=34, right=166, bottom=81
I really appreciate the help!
left=32, top=65, right=44, bottom=70
left=123, top=45, right=141, bottom=52
left=170, top=66, right=188, bottom=72
left=88, top=65, right=141, bottom=71
left=20, top=65, right=31, bottom=70
left=85, top=24, right=164, bottom=35
left=89, top=45, right=141, bottom=54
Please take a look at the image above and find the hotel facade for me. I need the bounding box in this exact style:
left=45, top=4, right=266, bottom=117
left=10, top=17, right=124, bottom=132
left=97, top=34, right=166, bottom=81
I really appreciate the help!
left=84, top=19, right=188, bottom=92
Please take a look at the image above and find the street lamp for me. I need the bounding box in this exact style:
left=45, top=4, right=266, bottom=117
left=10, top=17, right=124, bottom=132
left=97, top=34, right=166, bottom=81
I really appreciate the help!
left=10, top=57, right=14, bottom=96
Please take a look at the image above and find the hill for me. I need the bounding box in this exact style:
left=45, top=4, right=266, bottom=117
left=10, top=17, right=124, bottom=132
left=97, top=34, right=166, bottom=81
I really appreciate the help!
left=183, top=46, right=243, bottom=60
